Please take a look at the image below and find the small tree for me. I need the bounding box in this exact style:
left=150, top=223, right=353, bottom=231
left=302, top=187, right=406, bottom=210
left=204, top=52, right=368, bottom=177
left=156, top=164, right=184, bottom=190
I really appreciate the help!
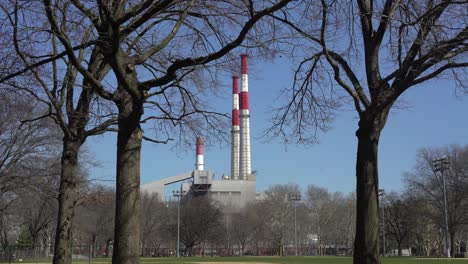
left=140, top=192, right=168, bottom=257
left=260, top=184, right=299, bottom=256
left=230, top=205, right=262, bottom=255
left=306, top=185, right=345, bottom=256
left=74, top=185, right=115, bottom=258
left=405, top=195, right=443, bottom=257
left=384, top=193, right=413, bottom=256
left=178, top=197, right=222, bottom=256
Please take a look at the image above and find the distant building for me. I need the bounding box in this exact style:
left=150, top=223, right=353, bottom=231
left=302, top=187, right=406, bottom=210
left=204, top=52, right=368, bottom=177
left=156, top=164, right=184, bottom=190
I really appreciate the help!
left=141, top=55, right=257, bottom=211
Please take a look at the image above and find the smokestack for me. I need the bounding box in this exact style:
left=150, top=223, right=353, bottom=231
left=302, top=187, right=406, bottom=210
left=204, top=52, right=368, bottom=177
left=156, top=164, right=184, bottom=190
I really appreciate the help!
left=196, top=137, right=204, bottom=170
left=239, top=54, right=251, bottom=180
left=231, top=76, right=240, bottom=180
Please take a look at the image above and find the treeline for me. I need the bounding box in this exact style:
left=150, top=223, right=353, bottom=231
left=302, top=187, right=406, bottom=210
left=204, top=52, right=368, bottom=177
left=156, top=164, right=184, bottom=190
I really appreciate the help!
left=1, top=96, right=468, bottom=259
left=169, top=184, right=356, bottom=257
left=1, top=182, right=356, bottom=258
left=0, top=94, right=60, bottom=251
left=1, top=96, right=467, bottom=259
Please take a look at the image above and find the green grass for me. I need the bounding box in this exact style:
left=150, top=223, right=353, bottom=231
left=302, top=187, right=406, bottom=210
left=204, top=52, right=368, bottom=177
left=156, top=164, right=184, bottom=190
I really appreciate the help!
left=6, top=256, right=468, bottom=264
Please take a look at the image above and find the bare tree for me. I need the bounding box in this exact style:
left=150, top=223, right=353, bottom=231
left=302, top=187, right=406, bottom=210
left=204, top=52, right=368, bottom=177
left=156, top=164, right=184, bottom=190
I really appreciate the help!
left=269, top=1, right=467, bottom=263
left=22, top=195, right=56, bottom=250
left=0, top=93, right=59, bottom=214
left=17, top=194, right=56, bottom=260
left=140, top=192, right=168, bottom=257
left=230, top=204, right=263, bottom=255
left=406, top=145, right=468, bottom=257
left=239, top=201, right=269, bottom=256
left=0, top=1, right=117, bottom=263
left=0, top=92, right=60, bottom=256
left=260, top=184, right=299, bottom=256
left=383, top=192, right=413, bottom=256
left=177, top=197, right=222, bottom=256
left=404, top=194, right=443, bottom=256
left=327, top=193, right=356, bottom=256
left=3, top=1, right=297, bottom=263
left=306, top=185, right=349, bottom=256
left=74, top=185, right=115, bottom=258
left=0, top=213, right=17, bottom=248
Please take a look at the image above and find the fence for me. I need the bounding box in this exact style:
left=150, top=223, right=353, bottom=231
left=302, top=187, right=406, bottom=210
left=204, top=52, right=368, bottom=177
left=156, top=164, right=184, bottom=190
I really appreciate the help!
left=0, top=245, right=97, bottom=263
left=0, top=242, right=351, bottom=262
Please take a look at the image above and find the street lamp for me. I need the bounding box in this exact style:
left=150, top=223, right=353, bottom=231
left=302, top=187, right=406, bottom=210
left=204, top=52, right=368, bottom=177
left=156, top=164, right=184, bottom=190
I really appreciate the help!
left=288, top=192, right=301, bottom=256
left=173, top=188, right=187, bottom=258
left=378, top=189, right=386, bottom=257
left=433, top=156, right=451, bottom=258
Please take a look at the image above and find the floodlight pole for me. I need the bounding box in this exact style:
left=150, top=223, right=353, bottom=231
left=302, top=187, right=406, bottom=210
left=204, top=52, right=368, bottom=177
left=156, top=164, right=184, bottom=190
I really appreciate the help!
left=177, top=194, right=180, bottom=257
left=433, top=157, right=451, bottom=258
left=173, top=187, right=186, bottom=258
left=379, top=189, right=386, bottom=257
left=288, top=193, right=301, bottom=256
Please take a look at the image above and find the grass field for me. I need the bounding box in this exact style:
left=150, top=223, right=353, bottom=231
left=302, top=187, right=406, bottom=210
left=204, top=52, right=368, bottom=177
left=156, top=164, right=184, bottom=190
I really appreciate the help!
left=8, top=257, right=468, bottom=264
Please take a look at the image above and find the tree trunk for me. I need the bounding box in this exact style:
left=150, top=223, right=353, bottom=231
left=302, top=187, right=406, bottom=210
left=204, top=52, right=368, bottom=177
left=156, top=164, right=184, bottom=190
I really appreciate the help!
left=53, top=140, right=80, bottom=264
left=346, top=237, right=349, bottom=255
left=353, top=114, right=385, bottom=264
left=112, top=86, right=143, bottom=264
left=141, top=238, right=145, bottom=256
left=278, top=239, right=284, bottom=256
left=92, top=234, right=97, bottom=258
left=105, top=239, right=112, bottom=257
left=398, top=243, right=402, bottom=256
left=187, top=245, right=193, bottom=256
left=450, top=231, right=455, bottom=257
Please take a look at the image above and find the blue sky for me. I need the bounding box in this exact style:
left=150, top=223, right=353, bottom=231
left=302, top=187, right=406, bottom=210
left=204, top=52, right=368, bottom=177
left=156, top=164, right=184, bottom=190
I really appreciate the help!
left=87, top=56, right=468, bottom=195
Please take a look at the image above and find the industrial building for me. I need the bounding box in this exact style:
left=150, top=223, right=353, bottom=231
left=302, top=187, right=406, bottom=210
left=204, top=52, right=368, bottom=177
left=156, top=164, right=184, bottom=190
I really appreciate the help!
left=141, top=55, right=256, bottom=210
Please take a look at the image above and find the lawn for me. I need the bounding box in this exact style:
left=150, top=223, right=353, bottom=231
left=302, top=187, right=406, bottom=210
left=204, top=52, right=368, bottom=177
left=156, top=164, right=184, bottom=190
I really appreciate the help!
left=8, top=256, right=468, bottom=264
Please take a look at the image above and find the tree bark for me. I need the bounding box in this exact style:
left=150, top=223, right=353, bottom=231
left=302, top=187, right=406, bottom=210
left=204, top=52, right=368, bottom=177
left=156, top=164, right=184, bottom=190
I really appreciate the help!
left=53, top=139, right=80, bottom=264
left=353, top=112, right=386, bottom=264
left=450, top=230, right=455, bottom=257
left=92, top=233, right=97, bottom=258
left=112, top=85, right=143, bottom=264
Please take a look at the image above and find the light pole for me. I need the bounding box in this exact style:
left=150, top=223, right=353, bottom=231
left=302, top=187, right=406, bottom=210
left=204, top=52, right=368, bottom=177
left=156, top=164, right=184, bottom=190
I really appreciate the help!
left=288, top=192, right=301, bottom=256
left=173, top=188, right=186, bottom=258
left=433, top=156, right=451, bottom=258
left=378, top=189, right=386, bottom=257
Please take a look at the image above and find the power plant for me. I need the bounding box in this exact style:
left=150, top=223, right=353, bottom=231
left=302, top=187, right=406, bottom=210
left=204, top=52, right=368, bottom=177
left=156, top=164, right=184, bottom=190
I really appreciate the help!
left=141, top=55, right=256, bottom=209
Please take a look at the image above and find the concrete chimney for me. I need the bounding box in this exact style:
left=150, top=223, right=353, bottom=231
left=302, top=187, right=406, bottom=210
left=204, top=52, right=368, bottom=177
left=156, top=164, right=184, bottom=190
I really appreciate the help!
left=196, top=137, right=204, bottom=170
left=239, top=54, right=251, bottom=180
left=231, top=76, right=240, bottom=180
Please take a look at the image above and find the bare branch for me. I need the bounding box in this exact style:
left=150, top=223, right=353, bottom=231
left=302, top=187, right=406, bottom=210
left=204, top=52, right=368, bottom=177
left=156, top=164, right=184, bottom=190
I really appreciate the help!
left=43, top=0, right=113, bottom=100
left=84, top=117, right=118, bottom=138
left=135, top=0, right=195, bottom=64
left=142, top=136, right=173, bottom=144
left=139, top=0, right=293, bottom=90
left=0, top=41, right=96, bottom=84
left=411, top=62, right=468, bottom=86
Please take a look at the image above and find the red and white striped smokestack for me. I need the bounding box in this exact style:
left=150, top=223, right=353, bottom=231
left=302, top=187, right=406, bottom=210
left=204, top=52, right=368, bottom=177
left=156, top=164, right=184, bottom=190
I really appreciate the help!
left=231, top=76, right=240, bottom=180
left=196, top=136, right=204, bottom=170
left=239, top=54, right=251, bottom=180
